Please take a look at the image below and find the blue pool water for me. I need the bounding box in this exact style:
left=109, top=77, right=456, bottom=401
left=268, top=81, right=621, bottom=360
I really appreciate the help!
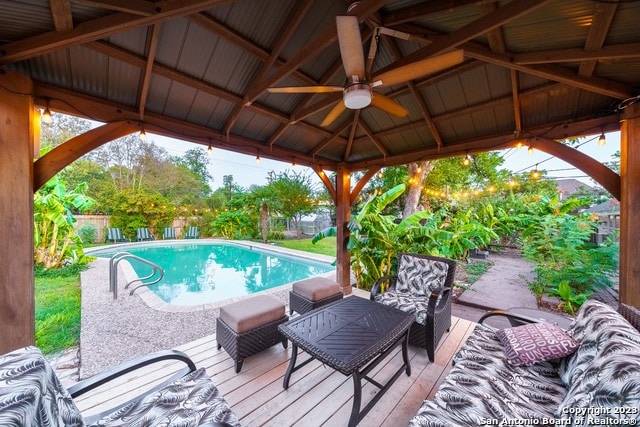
left=89, top=242, right=334, bottom=306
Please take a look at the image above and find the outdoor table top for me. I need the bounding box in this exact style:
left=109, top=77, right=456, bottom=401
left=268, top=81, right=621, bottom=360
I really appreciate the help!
left=278, top=297, right=414, bottom=376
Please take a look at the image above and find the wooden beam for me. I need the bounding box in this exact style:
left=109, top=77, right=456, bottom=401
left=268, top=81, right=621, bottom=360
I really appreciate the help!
left=310, top=120, right=351, bottom=157
left=313, top=165, right=336, bottom=204
left=532, top=137, right=620, bottom=199
left=514, top=43, right=640, bottom=65
left=138, top=25, right=160, bottom=120
left=224, top=0, right=313, bottom=136
left=358, top=119, right=389, bottom=158
left=463, top=43, right=632, bottom=99
left=579, top=1, right=618, bottom=77
left=188, top=13, right=317, bottom=86
left=74, top=0, right=158, bottom=15
left=619, top=103, right=640, bottom=308
left=49, top=0, right=73, bottom=31
left=373, top=0, right=551, bottom=80
left=343, top=111, right=360, bottom=162
left=85, top=41, right=337, bottom=140
left=0, top=72, right=35, bottom=354
left=348, top=114, right=622, bottom=170
left=350, top=167, right=381, bottom=205
left=335, top=166, right=352, bottom=294
left=0, top=0, right=228, bottom=65
left=383, top=0, right=484, bottom=26
left=511, top=70, right=522, bottom=134
left=33, top=121, right=139, bottom=190
left=291, top=94, right=343, bottom=124
left=244, top=0, right=388, bottom=103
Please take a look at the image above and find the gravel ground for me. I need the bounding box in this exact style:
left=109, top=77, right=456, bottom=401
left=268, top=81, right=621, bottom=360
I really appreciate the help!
left=78, top=243, right=338, bottom=379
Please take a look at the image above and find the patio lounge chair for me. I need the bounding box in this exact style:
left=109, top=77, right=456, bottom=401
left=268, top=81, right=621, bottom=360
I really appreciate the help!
left=184, top=226, right=199, bottom=239
left=163, top=227, right=177, bottom=239
left=106, top=227, right=127, bottom=243
left=0, top=346, right=239, bottom=426
left=370, top=253, right=456, bottom=363
left=136, top=227, right=154, bottom=241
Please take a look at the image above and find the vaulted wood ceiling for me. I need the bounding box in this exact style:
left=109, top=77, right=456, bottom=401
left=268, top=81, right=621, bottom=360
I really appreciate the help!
left=1, top=0, right=639, bottom=172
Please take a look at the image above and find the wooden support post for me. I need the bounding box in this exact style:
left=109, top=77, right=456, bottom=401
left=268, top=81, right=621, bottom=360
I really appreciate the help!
left=0, top=72, right=35, bottom=353
left=335, top=166, right=352, bottom=294
left=619, top=103, right=640, bottom=309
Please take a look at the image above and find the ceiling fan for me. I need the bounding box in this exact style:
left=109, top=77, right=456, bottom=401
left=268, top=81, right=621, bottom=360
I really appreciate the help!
left=267, top=15, right=464, bottom=127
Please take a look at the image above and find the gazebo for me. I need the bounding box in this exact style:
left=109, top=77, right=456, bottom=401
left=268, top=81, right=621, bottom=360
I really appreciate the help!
left=1, top=0, right=639, bottom=355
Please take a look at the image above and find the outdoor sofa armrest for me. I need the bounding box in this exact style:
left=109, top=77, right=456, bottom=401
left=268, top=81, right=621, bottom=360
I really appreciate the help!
left=478, top=309, right=542, bottom=328
left=427, top=286, right=451, bottom=313
left=68, top=349, right=196, bottom=398
left=370, top=275, right=397, bottom=300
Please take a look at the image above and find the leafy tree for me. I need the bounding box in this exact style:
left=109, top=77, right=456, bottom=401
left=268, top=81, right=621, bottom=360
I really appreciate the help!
left=34, top=176, right=94, bottom=268
left=108, top=190, right=174, bottom=239
left=40, top=113, right=93, bottom=150
left=172, top=148, right=213, bottom=187
left=249, top=184, right=282, bottom=243
left=268, top=170, right=318, bottom=236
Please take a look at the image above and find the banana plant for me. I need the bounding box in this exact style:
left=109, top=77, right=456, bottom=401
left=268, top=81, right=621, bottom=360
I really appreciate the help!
left=34, top=176, right=94, bottom=269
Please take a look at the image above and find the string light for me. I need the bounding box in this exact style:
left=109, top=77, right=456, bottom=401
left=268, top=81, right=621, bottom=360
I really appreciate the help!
left=139, top=129, right=147, bottom=142
left=378, top=171, right=384, bottom=179
left=41, top=106, right=52, bottom=124
left=256, top=154, right=260, bottom=164
left=527, top=145, right=534, bottom=155
left=597, top=131, right=606, bottom=146
left=291, top=160, right=296, bottom=168
left=462, top=154, right=472, bottom=166
left=207, top=144, right=212, bottom=155
left=416, top=166, right=422, bottom=173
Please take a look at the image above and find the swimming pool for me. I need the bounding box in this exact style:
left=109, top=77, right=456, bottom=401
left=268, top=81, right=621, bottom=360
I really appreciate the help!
left=89, top=241, right=334, bottom=306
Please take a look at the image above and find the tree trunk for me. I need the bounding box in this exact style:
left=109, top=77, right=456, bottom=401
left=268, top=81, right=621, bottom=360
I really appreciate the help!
left=261, top=202, right=269, bottom=243
left=402, top=161, right=433, bottom=219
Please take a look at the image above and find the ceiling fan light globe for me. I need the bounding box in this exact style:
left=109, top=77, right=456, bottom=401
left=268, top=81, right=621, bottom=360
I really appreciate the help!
left=344, top=86, right=372, bottom=109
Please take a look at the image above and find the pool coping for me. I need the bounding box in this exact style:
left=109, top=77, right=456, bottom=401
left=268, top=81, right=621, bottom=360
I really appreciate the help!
left=86, top=239, right=337, bottom=313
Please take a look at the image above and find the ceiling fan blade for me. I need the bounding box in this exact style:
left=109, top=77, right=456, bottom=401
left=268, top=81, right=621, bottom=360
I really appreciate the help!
left=320, top=101, right=347, bottom=127
left=268, top=86, right=343, bottom=93
left=371, top=94, right=409, bottom=117
left=336, top=15, right=365, bottom=80
left=373, top=49, right=464, bottom=87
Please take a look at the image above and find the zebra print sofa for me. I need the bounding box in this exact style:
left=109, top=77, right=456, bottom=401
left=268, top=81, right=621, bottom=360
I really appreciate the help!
left=0, top=346, right=239, bottom=426
left=409, top=300, right=640, bottom=427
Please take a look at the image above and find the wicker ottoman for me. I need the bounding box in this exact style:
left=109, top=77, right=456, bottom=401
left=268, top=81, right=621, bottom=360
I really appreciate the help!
left=216, top=295, right=288, bottom=373
left=289, top=277, right=343, bottom=315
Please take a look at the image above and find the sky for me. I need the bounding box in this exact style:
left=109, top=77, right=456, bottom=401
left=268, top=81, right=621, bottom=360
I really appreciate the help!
left=150, top=130, right=621, bottom=190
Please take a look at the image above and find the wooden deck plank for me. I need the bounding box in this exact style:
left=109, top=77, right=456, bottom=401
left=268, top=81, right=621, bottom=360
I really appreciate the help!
left=74, top=314, right=476, bottom=426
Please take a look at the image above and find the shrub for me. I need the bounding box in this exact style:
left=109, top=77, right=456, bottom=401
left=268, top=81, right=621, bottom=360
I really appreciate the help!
left=77, top=222, right=98, bottom=244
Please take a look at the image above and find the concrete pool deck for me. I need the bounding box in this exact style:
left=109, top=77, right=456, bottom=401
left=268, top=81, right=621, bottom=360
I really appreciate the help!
left=79, top=240, right=343, bottom=379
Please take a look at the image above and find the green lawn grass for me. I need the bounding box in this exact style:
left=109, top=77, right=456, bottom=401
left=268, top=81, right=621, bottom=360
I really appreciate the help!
left=35, top=269, right=82, bottom=355
left=460, top=260, right=492, bottom=284
left=274, top=236, right=337, bottom=257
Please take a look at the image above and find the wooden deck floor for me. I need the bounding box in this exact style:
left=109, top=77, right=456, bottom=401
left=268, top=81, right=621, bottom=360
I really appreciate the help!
left=74, top=305, right=476, bottom=427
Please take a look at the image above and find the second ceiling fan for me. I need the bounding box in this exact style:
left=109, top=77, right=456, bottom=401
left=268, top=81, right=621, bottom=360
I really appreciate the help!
left=268, top=15, right=464, bottom=127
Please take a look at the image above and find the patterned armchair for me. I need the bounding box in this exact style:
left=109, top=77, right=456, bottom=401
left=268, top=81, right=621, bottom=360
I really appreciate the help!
left=0, top=346, right=239, bottom=426
left=370, top=253, right=456, bottom=362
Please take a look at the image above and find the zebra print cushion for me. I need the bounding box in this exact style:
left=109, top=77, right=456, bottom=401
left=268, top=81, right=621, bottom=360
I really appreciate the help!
left=558, top=300, right=640, bottom=387
left=374, top=290, right=431, bottom=325
left=396, top=255, right=449, bottom=297
left=0, top=346, right=84, bottom=427
left=90, top=367, right=240, bottom=427
left=410, top=324, right=567, bottom=426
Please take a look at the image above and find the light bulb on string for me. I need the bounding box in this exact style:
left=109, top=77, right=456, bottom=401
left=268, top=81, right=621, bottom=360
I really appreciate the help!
left=139, top=129, right=147, bottom=142
left=42, top=106, right=53, bottom=124
left=207, top=145, right=212, bottom=155
left=256, top=154, right=260, bottom=164
left=598, top=131, right=606, bottom=146
left=462, top=154, right=471, bottom=166
left=527, top=145, right=534, bottom=155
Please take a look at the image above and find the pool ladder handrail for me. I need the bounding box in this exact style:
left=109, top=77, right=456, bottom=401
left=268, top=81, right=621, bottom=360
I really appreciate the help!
left=109, top=252, right=165, bottom=299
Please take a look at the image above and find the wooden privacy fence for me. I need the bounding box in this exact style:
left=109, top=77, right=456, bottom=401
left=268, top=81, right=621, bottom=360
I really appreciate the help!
left=73, top=215, right=195, bottom=242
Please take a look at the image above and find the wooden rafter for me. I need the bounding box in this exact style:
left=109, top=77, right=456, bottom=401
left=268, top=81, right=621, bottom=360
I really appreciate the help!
left=343, top=110, right=360, bottom=162
left=84, top=41, right=339, bottom=141
left=138, top=24, right=160, bottom=120
left=0, top=0, right=228, bottom=65
left=514, top=43, right=640, bottom=65
left=223, top=0, right=313, bottom=136
left=188, top=13, right=316, bottom=86
left=383, top=0, right=483, bottom=26
left=358, top=120, right=389, bottom=158
left=350, top=167, right=381, bottom=205
left=310, top=120, right=351, bottom=157
left=373, top=0, right=552, bottom=80
left=579, top=1, right=618, bottom=77
left=49, top=0, right=73, bottom=32
left=244, top=0, right=388, bottom=103
left=313, top=165, right=336, bottom=203
left=74, top=0, right=158, bottom=15
left=511, top=70, right=522, bottom=135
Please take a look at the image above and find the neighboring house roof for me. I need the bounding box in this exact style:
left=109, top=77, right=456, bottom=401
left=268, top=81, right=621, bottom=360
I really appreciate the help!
left=555, top=179, right=593, bottom=197
left=585, top=199, right=620, bottom=215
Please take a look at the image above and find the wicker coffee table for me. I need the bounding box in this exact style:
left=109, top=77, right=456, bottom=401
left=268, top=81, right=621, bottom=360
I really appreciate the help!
left=278, top=297, right=414, bottom=427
